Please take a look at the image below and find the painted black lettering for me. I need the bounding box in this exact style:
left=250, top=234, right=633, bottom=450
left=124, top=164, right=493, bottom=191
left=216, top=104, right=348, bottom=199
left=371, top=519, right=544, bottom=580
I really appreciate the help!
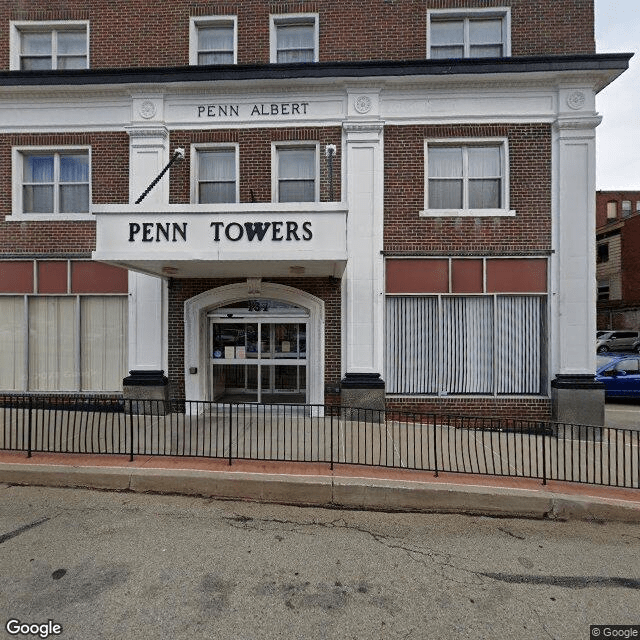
left=219, top=105, right=227, bottom=117
left=271, top=221, right=284, bottom=241
left=271, top=104, right=279, bottom=115
left=261, top=104, right=269, bottom=115
left=172, top=222, right=187, bottom=242
left=251, top=105, right=260, bottom=116
left=302, top=221, right=313, bottom=240
left=210, top=221, right=224, bottom=241
left=207, top=105, right=215, bottom=116
left=301, top=102, right=309, bottom=114
left=198, top=106, right=205, bottom=117
left=142, top=222, right=154, bottom=242
left=156, top=223, right=170, bottom=241
left=286, top=221, right=300, bottom=241
left=244, top=222, right=271, bottom=241
left=129, top=222, right=141, bottom=242
left=225, top=222, right=244, bottom=241
left=291, top=104, right=300, bottom=115
left=230, top=105, right=239, bottom=117
left=281, top=103, right=290, bottom=116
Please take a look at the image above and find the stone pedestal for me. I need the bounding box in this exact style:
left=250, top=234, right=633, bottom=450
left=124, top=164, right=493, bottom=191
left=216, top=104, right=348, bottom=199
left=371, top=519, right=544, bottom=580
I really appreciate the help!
left=551, top=375, right=605, bottom=435
left=340, top=373, right=385, bottom=422
left=123, top=370, right=169, bottom=415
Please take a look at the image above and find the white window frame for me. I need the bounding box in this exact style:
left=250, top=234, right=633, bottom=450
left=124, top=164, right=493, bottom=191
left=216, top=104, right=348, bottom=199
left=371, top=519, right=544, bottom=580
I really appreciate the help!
left=421, top=138, right=514, bottom=218
left=189, top=16, right=237, bottom=66
left=10, top=20, right=90, bottom=71
left=426, top=8, right=511, bottom=59
left=271, top=142, right=320, bottom=203
left=270, top=13, right=319, bottom=63
left=190, top=143, right=240, bottom=204
left=10, top=146, right=93, bottom=222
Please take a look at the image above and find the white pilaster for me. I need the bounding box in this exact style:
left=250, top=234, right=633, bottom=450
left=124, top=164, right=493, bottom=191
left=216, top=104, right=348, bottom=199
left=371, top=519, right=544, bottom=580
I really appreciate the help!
left=342, top=121, right=385, bottom=377
left=551, top=106, right=602, bottom=378
left=126, top=123, right=170, bottom=372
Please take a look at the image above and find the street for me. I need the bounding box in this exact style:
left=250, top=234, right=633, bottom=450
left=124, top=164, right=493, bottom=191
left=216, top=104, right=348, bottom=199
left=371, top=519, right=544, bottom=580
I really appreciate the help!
left=0, top=485, right=639, bottom=640
left=606, top=401, right=640, bottom=430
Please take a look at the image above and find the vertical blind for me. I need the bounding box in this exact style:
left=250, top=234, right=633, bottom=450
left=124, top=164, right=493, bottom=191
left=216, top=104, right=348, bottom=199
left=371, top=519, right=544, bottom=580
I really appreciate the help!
left=386, top=295, right=544, bottom=395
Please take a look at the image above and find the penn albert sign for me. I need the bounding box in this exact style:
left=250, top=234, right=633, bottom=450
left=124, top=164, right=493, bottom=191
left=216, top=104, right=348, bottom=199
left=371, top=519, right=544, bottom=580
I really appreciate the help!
left=196, top=102, right=310, bottom=118
left=128, top=219, right=313, bottom=243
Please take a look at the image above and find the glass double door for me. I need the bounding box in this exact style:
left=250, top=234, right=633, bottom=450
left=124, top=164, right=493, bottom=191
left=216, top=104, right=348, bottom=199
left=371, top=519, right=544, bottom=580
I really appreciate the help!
left=209, top=316, right=307, bottom=404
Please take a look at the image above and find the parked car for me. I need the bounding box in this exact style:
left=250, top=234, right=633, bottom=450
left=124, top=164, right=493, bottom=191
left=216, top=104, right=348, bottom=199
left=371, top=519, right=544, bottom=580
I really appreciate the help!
left=596, top=330, right=640, bottom=353
left=596, top=354, right=640, bottom=398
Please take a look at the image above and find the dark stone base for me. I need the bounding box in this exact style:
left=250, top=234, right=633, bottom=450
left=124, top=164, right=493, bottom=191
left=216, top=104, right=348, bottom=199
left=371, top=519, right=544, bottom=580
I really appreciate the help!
left=123, top=370, right=169, bottom=415
left=551, top=374, right=605, bottom=432
left=340, top=373, right=385, bottom=423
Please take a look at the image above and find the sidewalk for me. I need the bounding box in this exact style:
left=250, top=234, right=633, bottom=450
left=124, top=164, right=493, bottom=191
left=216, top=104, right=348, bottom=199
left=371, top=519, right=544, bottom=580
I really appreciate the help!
left=1, top=449, right=639, bottom=524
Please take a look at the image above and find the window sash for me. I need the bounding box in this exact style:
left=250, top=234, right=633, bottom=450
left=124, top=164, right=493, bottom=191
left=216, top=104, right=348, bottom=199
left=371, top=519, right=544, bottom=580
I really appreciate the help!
left=430, top=16, right=504, bottom=59
left=276, top=22, right=315, bottom=63
left=277, top=146, right=316, bottom=203
left=19, top=28, right=87, bottom=70
left=385, top=295, right=544, bottom=395
left=196, top=149, right=237, bottom=204
left=197, top=25, right=234, bottom=64
left=22, top=152, right=90, bottom=214
left=427, top=145, right=503, bottom=210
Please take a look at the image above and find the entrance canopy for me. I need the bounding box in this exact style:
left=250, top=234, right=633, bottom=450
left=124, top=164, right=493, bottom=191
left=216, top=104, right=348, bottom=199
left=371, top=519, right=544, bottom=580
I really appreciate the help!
left=92, top=203, right=348, bottom=278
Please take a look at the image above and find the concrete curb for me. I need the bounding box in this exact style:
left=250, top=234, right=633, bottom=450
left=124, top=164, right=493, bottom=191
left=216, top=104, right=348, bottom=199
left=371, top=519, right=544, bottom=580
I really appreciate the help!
left=1, top=462, right=640, bottom=523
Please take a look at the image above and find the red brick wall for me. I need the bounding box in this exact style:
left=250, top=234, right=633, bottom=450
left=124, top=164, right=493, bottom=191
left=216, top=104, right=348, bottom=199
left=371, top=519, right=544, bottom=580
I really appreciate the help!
left=167, top=277, right=341, bottom=400
left=621, top=215, right=640, bottom=304
left=596, top=190, right=640, bottom=228
left=0, top=0, right=595, bottom=70
left=169, top=127, right=341, bottom=204
left=384, top=124, right=552, bottom=253
left=0, top=132, right=128, bottom=254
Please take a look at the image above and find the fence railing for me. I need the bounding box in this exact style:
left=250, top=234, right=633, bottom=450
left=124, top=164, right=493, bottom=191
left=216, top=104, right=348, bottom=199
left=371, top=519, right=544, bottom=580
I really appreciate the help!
left=0, top=395, right=638, bottom=489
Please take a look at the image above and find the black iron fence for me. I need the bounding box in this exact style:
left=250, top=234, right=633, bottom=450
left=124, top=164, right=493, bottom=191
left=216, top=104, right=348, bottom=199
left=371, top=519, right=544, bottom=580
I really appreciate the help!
left=0, top=395, right=638, bottom=489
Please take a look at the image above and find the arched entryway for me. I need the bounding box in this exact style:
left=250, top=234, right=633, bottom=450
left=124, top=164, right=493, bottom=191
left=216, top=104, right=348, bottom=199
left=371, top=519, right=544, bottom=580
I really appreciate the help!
left=184, top=282, right=324, bottom=405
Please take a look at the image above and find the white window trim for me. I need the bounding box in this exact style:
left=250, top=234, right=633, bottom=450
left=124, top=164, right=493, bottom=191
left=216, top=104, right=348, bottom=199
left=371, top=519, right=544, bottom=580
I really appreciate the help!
left=9, top=20, right=90, bottom=71
left=421, top=138, right=514, bottom=218
left=189, top=15, right=237, bottom=66
left=9, top=146, right=93, bottom=221
left=190, top=143, right=240, bottom=204
left=271, top=141, right=320, bottom=203
left=426, top=7, right=511, bottom=59
left=269, top=13, right=319, bottom=63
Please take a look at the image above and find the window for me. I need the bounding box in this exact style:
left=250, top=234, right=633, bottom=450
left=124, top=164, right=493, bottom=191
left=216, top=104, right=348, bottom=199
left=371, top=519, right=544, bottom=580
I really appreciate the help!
left=14, top=148, right=90, bottom=218
left=622, top=200, right=632, bottom=217
left=270, top=14, right=318, bottom=63
left=428, top=9, right=510, bottom=59
left=386, top=295, right=545, bottom=395
left=423, top=140, right=512, bottom=216
left=11, top=22, right=88, bottom=70
left=189, top=17, right=236, bottom=65
left=597, top=243, right=609, bottom=264
left=192, top=146, right=238, bottom=204
left=606, top=201, right=617, bottom=220
left=273, top=144, right=318, bottom=203
left=598, top=279, right=610, bottom=301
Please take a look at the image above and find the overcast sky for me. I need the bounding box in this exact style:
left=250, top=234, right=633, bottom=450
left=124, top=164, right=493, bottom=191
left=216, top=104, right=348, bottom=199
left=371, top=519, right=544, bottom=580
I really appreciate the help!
left=595, top=0, right=640, bottom=190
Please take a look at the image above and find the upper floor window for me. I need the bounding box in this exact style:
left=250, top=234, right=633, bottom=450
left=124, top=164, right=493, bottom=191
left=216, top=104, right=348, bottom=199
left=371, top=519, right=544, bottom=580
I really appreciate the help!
left=192, top=145, right=238, bottom=204
left=270, top=14, right=318, bottom=63
left=597, top=243, right=609, bottom=264
left=606, top=201, right=617, bottom=220
left=12, top=148, right=90, bottom=219
left=10, top=22, right=88, bottom=70
left=273, top=144, right=318, bottom=203
left=189, top=17, right=237, bottom=65
left=422, top=139, right=513, bottom=217
left=427, top=9, right=510, bottom=59
left=622, top=200, right=632, bottom=217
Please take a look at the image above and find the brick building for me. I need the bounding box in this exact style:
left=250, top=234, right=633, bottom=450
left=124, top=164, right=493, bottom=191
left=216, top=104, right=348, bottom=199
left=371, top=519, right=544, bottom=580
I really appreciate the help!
left=596, top=190, right=640, bottom=330
left=0, top=1, right=630, bottom=426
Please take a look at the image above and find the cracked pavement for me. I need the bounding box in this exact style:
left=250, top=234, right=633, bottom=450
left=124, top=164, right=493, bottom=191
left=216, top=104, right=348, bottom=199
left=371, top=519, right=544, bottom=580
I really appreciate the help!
left=0, top=484, right=638, bottom=639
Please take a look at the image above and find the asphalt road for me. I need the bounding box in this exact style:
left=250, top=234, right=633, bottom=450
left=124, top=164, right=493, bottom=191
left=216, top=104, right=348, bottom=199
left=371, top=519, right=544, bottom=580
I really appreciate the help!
left=605, top=401, right=640, bottom=430
left=0, top=485, right=639, bottom=640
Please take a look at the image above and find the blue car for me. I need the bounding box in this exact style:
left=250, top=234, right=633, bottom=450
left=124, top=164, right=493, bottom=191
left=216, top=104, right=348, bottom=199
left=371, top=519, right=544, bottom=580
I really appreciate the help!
left=596, top=354, right=640, bottom=399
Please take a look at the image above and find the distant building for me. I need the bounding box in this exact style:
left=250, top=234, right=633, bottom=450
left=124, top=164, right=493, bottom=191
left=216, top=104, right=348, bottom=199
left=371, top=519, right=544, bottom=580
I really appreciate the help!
left=0, top=1, right=631, bottom=427
left=596, top=191, right=640, bottom=330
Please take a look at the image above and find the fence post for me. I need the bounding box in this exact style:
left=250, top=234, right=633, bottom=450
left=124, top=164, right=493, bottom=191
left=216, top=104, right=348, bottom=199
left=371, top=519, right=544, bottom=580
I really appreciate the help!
left=541, top=422, right=547, bottom=486
left=27, top=396, right=33, bottom=459
left=228, top=404, right=233, bottom=466
left=432, top=414, right=438, bottom=478
left=128, top=400, right=134, bottom=462
left=330, top=407, right=334, bottom=471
